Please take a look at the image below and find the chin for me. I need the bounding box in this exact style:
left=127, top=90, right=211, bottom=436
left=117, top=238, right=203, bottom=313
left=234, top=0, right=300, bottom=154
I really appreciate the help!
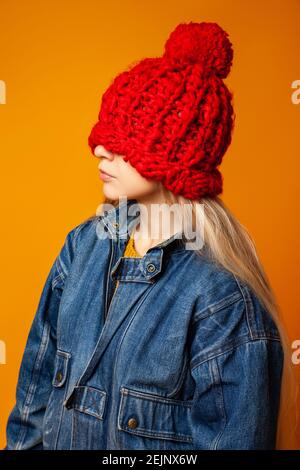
left=102, top=187, right=120, bottom=201
left=103, top=184, right=154, bottom=202
left=103, top=189, right=132, bottom=203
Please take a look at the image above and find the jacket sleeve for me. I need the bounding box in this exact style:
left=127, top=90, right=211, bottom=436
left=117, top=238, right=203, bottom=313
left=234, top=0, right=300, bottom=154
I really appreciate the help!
left=189, top=287, right=284, bottom=450
left=4, top=225, right=80, bottom=450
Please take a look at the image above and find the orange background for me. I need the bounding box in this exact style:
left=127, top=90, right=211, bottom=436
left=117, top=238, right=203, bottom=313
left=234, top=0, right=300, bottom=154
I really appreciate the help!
left=0, top=0, right=299, bottom=449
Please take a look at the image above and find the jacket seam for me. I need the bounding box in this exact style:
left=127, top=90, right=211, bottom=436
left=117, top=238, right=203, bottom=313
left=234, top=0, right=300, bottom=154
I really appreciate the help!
left=167, top=353, right=189, bottom=398
left=190, top=336, right=281, bottom=371
left=52, top=263, right=65, bottom=289
left=233, top=275, right=254, bottom=339
left=192, top=291, right=243, bottom=325
left=14, top=319, right=51, bottom=449
left=73, top=217, right=97, bottom=251
left=53, top=371, right=72, bottom=449
left=72, top=221, right=87, bottom=252
left=113, top=282, right=159, bottom=449
left=51, top=220, right=92, bottom=289
left=209, top=357, right=227, bottom=450
left=120, top=386, right=193, bottom=407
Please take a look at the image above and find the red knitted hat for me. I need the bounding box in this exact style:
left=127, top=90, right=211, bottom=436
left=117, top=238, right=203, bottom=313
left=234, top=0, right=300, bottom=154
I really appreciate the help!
left=88, top=21, right=235, bottom=200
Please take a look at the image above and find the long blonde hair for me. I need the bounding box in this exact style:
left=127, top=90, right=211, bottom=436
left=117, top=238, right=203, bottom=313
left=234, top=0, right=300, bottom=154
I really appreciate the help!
left=96, top=190, right=299, bottom=449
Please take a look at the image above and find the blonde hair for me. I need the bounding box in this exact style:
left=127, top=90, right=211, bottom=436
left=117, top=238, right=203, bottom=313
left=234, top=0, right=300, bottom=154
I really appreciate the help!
left=97, top=190, right=299, bottom=449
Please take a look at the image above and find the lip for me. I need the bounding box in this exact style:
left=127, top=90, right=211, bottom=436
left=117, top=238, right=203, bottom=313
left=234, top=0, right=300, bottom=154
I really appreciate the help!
left=99, top=169, right=116, bottom=181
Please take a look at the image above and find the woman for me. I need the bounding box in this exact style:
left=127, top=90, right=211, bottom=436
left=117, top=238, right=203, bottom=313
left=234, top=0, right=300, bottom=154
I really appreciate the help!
left=5, top=21, right=298, bottom=450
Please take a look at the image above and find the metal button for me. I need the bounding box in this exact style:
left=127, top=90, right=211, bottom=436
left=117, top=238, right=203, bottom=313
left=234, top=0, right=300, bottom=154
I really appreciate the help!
left=127, top=417, right=138, bottom=429
left=112, top=222, right=119, bottom=228
left=55, top=371, right=63, bottom=383
left=146, top=263, right=156, bottom=273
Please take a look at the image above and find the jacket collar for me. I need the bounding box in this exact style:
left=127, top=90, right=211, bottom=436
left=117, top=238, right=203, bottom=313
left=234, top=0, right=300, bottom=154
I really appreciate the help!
left=98, top=197, right=186, bottom=254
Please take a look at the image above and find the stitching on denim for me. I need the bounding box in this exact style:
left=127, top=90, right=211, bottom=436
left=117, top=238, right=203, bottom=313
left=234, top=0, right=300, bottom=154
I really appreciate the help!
left=117, top=387, right=126, bottom=432
left=71, top=408, right=76, bottom=449
left=232, top=275, right=254, bottom=339
left=121, top=387, right=193, bottom=407
left=210, top=357, right=227, bottom=450
left=52, top=351, right=70, bottom=387
left=53, top=218, right=96, bottom=291
left=122, top=426, right=193, bottom=442
left=113, top=283, right=158, bottom=448
left=117, top=390, right=192, bottom=442
left=56, top=349, right=71, bottom=359
left=75, top=389, right=106, bottom=420
left=53, top=384, right=69, bottom=449
left=52, top=258, right=66, bottom=288
left=113, top=277, right=154, bottom=283
left=114, top=280, right=192, bottom=448
left=15, top=319, right=51, bottom=449
left=56, top=256, right=68, bottom=281
left=192, top=290, right=243, bottom=325
left=73, top=407, right=103, bottom=421
left=41, top=386, right=55, bottom=449
left=52, top=354, right=72, bottom=449
left=190, top=336, right=281, bottom=371
left=167, top=353, right=189, bottom=398
left=75, top=385, right=106, bottom=396
left=71, top=386, right=107, bottom=424
left=73, top=218, right=97, bottom=252
left=52, top=267, right=65, bottom=290
left=190, top=331, right=251, bottom=371
left=72, top=223, right=84, bottom=252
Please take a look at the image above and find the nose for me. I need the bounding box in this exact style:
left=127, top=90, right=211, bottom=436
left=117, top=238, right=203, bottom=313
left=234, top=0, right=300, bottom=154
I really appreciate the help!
left=94, top=145, right=114, bottom=160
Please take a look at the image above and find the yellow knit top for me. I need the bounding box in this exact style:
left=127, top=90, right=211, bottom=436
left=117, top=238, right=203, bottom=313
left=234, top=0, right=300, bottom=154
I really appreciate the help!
left=112, top=229, right=141, bottom=297
left=123, top=230, right=141, bottom=258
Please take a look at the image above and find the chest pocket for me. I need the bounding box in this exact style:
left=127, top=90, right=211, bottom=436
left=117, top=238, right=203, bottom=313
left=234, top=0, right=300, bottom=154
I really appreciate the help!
left=118, top=386, right=194, bottom=448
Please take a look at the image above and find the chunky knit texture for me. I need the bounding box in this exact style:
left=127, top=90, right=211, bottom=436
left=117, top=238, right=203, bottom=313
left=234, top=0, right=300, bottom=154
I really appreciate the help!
left=88, top=21, right=235, bottom=199
left=123, top=234, right=141, bottom=258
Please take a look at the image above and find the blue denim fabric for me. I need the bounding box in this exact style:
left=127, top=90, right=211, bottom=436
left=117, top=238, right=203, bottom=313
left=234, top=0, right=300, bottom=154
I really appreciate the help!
left=4, top=198, right=284, bottom=450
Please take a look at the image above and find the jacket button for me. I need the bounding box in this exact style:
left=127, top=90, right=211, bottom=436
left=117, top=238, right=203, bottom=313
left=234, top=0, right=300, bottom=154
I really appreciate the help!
left=146, top=263, right=156, bottom=273
left=55, top=371, right=63, bottom=383
left=127, top=417, right=138, bottom=429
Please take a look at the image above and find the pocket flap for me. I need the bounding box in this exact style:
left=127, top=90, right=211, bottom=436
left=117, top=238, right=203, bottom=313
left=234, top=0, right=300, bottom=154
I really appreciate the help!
left=118, top=386, right=193, bottom=443
left=52, top=349, right=71, bottom=387
left=72, top=386, right=107, bottom=420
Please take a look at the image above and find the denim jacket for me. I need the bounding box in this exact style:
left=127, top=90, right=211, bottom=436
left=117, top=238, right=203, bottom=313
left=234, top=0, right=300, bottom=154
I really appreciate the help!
left=5, top=198, right=284, bottom=450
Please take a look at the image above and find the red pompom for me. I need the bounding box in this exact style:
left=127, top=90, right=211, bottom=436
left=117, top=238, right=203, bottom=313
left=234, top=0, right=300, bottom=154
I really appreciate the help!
left=163, top=21, right=233, bottom=78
